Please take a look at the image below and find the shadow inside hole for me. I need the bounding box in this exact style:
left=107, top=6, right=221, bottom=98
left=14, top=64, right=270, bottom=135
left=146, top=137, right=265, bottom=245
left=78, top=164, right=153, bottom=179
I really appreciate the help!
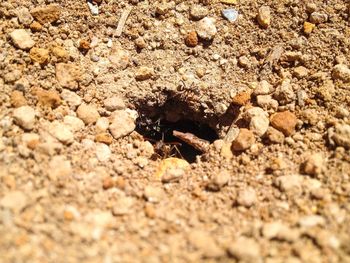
left=136, top=117, right=218, bottom=163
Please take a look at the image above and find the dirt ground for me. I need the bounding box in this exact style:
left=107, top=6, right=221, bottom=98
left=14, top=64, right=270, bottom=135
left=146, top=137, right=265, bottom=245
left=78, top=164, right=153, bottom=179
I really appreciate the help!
left=1, top=0, right=350, bottom=262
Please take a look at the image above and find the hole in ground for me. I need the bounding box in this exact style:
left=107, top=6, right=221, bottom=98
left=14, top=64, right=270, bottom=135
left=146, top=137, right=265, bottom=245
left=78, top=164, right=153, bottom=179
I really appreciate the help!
left=136, top=116, right=218, bottom=163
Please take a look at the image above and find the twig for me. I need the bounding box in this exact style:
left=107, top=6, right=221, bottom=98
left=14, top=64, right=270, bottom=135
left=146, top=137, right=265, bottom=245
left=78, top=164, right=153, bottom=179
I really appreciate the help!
left=115, top=6, right=133, bottom=37
left=173, top=130, right=210, bottom=153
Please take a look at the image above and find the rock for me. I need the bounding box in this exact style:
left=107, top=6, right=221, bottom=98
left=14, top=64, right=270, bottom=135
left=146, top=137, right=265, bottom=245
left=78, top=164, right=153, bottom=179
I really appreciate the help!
left=257, top=6, right=271, bottom=28
left=0, top=191, right=28, bottom=212
left=253, top=80, right=272, bottom=95
left=232, top=90, right=252, bottom=106
left=4, top=69, right=22, bottom=84
left=293, top=66, right=309, bottom=79
left=236, top=187, right=257, bottom=207
left=144, top=186, right=164, bottom=203
left=104, top=96, right=126, bottom=111
left=256, top=95, right=278, bottom=110
left=48, top=155, right=72, bottom=179
left=51, top=46, right=69, bottom=61
left=34, top=88, right=61, bottom=108
left=56, top=63, right=82, bottom=90
left=265, top=127, right=285, bottom=144
left=206, top=170, right=230, bottom=191
left=270, top=111, right=298, bottom=136
left=96, top=143, right=111, bottom=162
left=185, top=31, right=198, bottom=47
left=95, top=117, right=109, bottom=133
left=13, top=106, right=36, bottom=130
left=249, top=115, right=269, bottom=137
left=108, top=46, right=130, bottom=70
left=303, top=21, right=315, bottom=34
left=10, top=29, right=35, bottom=50
left=30, top=5, right=61, bottom=24
left=231, top=128, right=255, bottom=151
left=188, top=230, right=224, bottom=258
left=95, top=133, right=113, bottom=145
left=17, top=7, right=33, bottom=26
left=109, top=110, right=137, bottom=139
left=29, top=47, right=50, bottom=64
left=161, top=167, right=185, bottom=183
left=22, top=133, right=40, bottom=149
left=262, top=222, right=299, bottom=242
left=30, top=21, right=42, bottom=31
left=302, top=153, right=325, bottom=176
left=48, top=121, right=74, bottom=145
left=61, top=89, right=82, bottom=108
left=238, top=56, right=250, bottom=69
left=76, top=104, right=100, bottom=125
left=63, top=115, right=85, bottom=132
left=310, top=12, right=328, bottom=24
left=196, top=17, right=217, bottom=41
left=228, top=237, right=261, bottom=262
left=135, top=66, right=154, bottom=81
left=134, top=37, right=146, bottom=49
left=275, top=175, right=303, bottom=194
left=332, top=64, right=350, bottom=82
left=274, top=79, right=295, bottom=105
left=222, top=9, right=239, bottom=23
left=190, top=5, right=208, bottom=20
left=154, top=157, right=190, bottom=181
left=10, top=90, right=27, bottom=108
left=298, top=215, right=326, bottom=228
left=328, top=124, right=350, bottom=149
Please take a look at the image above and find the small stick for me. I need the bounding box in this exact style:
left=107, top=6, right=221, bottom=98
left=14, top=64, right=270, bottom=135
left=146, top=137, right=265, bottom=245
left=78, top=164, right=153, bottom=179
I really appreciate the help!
left=115, top=6, right=133, bottom=37
left=173, top=130, right=210, bottom=153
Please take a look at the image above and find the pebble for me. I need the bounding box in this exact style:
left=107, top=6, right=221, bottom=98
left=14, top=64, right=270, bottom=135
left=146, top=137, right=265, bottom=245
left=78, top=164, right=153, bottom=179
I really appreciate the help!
left=196, top=17, right=217, bottom=41
left=303, top=21, right=315, bottom=34
left=222, top=9, right=239, bottom=23
left=228, top=237, right=261, bottom=262
left=109, top=109, right=137, bottom=139
left=190, top=5, right=208, bottom=20
left=206, top=170, right=230, bottom=191
left=34, top=88, right=61, bottom=108
left=161, top=167, right=185, bottom=183
left=185, top=31, right=198, bottom=47
left=63, top=115, right=85, bottom=132
left=273, top=79, right=295, bottom=105
left=257, top=6, right=271, bottom=28
left=253, top=80, right=272, bottom=95
left=0, top=191, right=28, bottom=212
left=275, top=175, right=303, bottom=194
left=104, top=96, right=126, bottom=111
left=144, top=186, right=164, bottom=203
left=108, top=46, right=130, bottom=70
left=56, top=63, right=82, bottom=90
left=262, top=222, right=299, bottom=242
left=30, top=21, right=42, bottom=31
left=302, top=153, right=325, bottom=176
left=298, top=215, right=326, bottom=228
left=236, top=187, right=257, bottom=207
left=270, top=111, right=297, bottom=136
left=154, top=157, right=190, bottom=181
left=328, top=124, right=350, bottom=149
left=232, top=128, right=255, bottom=151
left=49, top=121, right=74, bottom=145
left=135, top=66, right=154, bottom=81
left=60, top=89, right=82, bottom=108
left=232, top=90, right=252, bottom=106
left=95, top=133, right=113, bottom=145
left=293, top=66, right=309, bottom=79
left=76, top=104, right=100, bottom=125
left=87, top=1, right=99, bottom=15
left=332, top=64, right=350, bottom=82
left=310, top=12, right=328, bottom=24
left=4, top=69, right=22, bottom=84
left=51, top=46, right=69, bottom=62
left=95, top=117, right=109, bottom=133
left=244, top=107, right=269, bottom=137
left=22, top=133, right=40, bottom=149
left=17, top=7, right=33, bottom=26
left=256, top=95, right=278, bottom=110
left=188, top=230, right=224, bottom=258
left=265, top=127, right=285, bottom=144
left=10, top=90, right=27, bottom=108
left=30, top=4, right=61, bottom=24
left=96, top=143, right=111, bottom=162
left=10, top=29, right=35, bottom=50
left=13, top=106, right=36, bottom=130
left=29, top=47, right=50, bottom=64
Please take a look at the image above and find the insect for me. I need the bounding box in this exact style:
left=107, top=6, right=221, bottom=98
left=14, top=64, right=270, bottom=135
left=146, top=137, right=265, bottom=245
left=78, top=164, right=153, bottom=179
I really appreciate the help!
left=152, top=138, right=183, bottom=159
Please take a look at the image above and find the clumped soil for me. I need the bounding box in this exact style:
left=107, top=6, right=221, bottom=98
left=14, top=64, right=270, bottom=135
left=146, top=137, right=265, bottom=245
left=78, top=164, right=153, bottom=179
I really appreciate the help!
left=1, top=0, right=350, bottom=262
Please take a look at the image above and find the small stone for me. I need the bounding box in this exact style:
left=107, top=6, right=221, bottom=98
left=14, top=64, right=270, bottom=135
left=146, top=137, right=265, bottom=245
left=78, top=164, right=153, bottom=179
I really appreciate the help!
left=60, top=89, right=82, bottom=108
left=332, top=64, right=350, bottom=82
left=274, top=79, right=295, bottom=105
left=257, top=6, right=271, bottom=28
left=231, top=128, right=255, bottom=151
left=4, top=69, right=22, bottom=84
left=185, top=31, right=198, bottom=47
left=95, top=117, right=109, bottom=133
left=96, top=143, right=111, bottom=162
left=196, top=17, right=217, bottom=41
left=34, top=88, right=61, bottom=108
left=154, top=157, right=190, bottom=181
left=63, top=115, right=85, bottom=132
left=310, top=12, right=328, bottom=24
left=238, top=56, right=250, bottom=69
left=102, top=176, right=114, bottom=190
left=275, top=175, right=303, bottom=194
left=253, top=80, right=272, bottom=95
left=206, top=170, right=230, bottom=191
left=76, top=104, right=100, bottom=125
left=236, top=187, right=257, bottom=207
left=30, top=5, right=61, bottom=24
left=135, top=37, right=146, bottom=49
left=104, top=96, right=126, bottom=111
left=298, top=215, right=326, bottom=228
left=188, top=230, right=224, bottom=258
left=190, top=5, right=208, bottom=20
left=265, top=127, right=285, bottom=144
left=302, top=153, right=325, bottom=176
left=79, top=39, right=90, bottom=51
left=49, top=121, right=74, bottom=145
left=144, top=203, right=156, bottom=218
left=228, top=237, right=261, bottom=262
left=161, top=167, right=185, bottom=183
left=249, top=115, right=269, bottom=137
left=262, top=222, right=299, bottom=242
left=0, top=191, right=27, bottom=212
left=95, top=133, right=113, bottom=145
left=22, top=133, right=40, bottom=149
left=10, top=29, right=35, bottom=50
left=109, top=110, right=137, bottom=139
left=222, top=9, right=239, bottom=23
left=13, top=106, right=36, bottom=130
left=29, top=47, right=50, bottom=64
left=56, top=63, right=82, bottom=90
left=51, top=46, right=69, bottom=61
left=87, top=1, right=99, bottom=15
left=304, top=21, right=315, bottom=34
left=144, top=186, right=164, bottom=203
left=293, top=66, right=309, bottom=79
left=328, top=124, right=350, bottom=149
left=232, top=90, right=251, bottom=106
left=256, top=95, right=278, bottom=110
left=30, top=21, right=42, bottom=31
left=135, top=66, right=154, bottom=81
left=108, top=46, right=130, bottom=70
left=10, top=90, right=27, bottom=108
left=17, top=7, right=33, bottom=26
left=270, top=111, right=297, bottom=136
